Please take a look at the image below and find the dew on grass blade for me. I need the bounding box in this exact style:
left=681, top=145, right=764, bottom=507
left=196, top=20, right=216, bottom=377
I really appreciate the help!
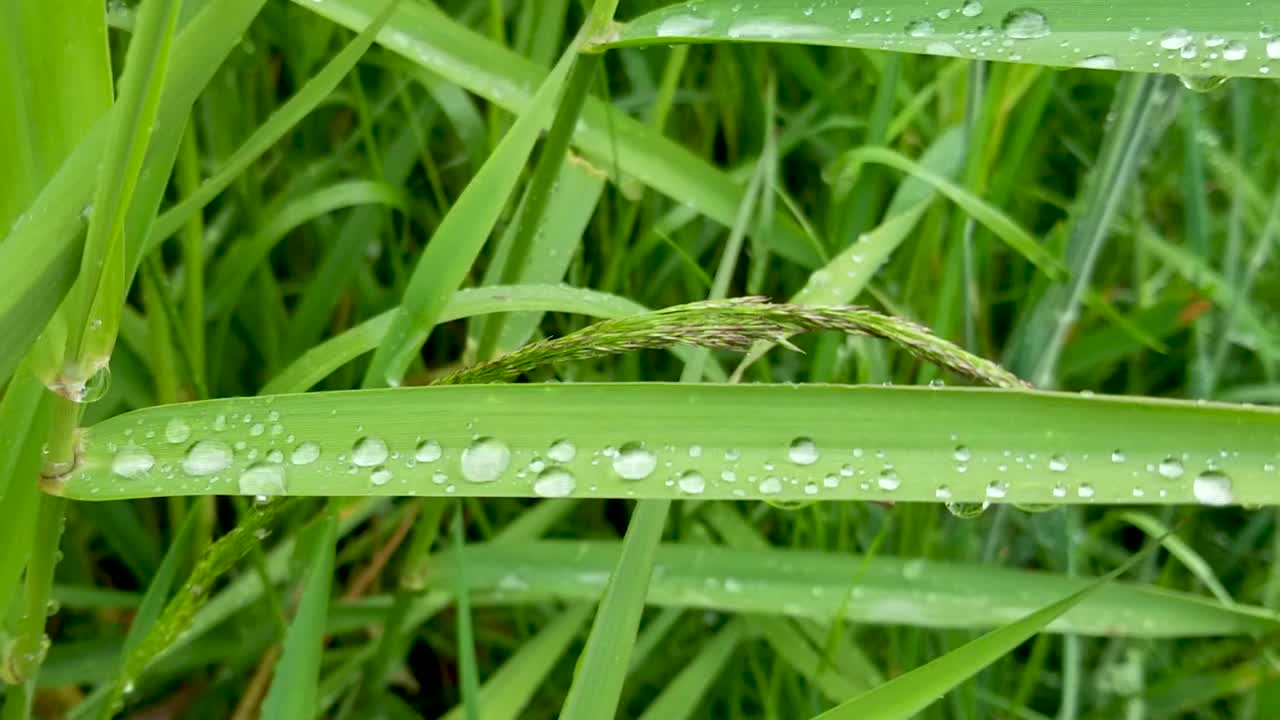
left=960, top=0, right=984, bottom=18
left=111, top=447, right=154, bottom=479
left=1049, top=454, right=1069, bottom=472
left=291, top=442, right=320, bottom=465
left=759, top=476, right=782, bottom=495
left=415, top=439, right=442, bottom=463
left=678, top=470, right=706, bottom=495
left=352, top=436, right=389, bottom=467
left=1002, top=8, right=1050, bottom=40
left=788, top=437, right=819, bottom=465
left=547, top=438, right=576, bottom=463
left=164, top=418, right=191, bottom=444
left=877, top=468, right=900, bottom=491
left=461, top=437, right=510, bottom=483
left=370, top=466, right=393, bottom=486
left=1193, top=470, right=1234, bottom=506
left=238, top=463, right=286, bottom=497
left=613, top=442, right=657, bottom=480
left=945, top=501, right=989, bottom=519
left=183, top=440, right=232, bottom=476
left=534, top=466, right=575, bottom=498
left=1157, top=456, right=1185, bottom=479
left=1160, top=28, right=1193, bottom=50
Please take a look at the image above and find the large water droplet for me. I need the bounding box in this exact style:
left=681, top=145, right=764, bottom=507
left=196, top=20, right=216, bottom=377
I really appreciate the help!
left=1193, top=470, right=1233, bottom=506
left=183, top=440, right=232, bottom=476
left=788, top=437, right=819, bottom=465
left=77, top=366, right=112, bottom=404
left=678, top=470, right=706, bottom=495
left=1177, top=74, right=1228, bottom=92
left=534, top=466, right=575, bottom=498
left=1001, top=8, right=1050, bottom=40
left=352, top=436, right=389, bottom=467
left=1157, top=456, right=1184, bottom=479
left=238, top=463, right=286, bottom=497
left=460, top=437, right=510, bottom=483
left=111, top=447, right=154, bottom=479
left=613, top=442, right=657, bottom=480
left=547, top=438, right=576, bottom=464
left=291, top=442, right=320, bottom=465
left=164, top=418, right=192, bottom=444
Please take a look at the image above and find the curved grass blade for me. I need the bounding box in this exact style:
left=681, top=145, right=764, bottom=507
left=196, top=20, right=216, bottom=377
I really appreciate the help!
left=636, top=620, right=743, bottom=720
left=261, top=284, right=710, bottom=395
left=604, top=0, right=1279, bottom=80
left=53, top=384, right=1280, bottom=506
left=428, top=541, right=1277, bottom=638
left=437, top=298, right=1025, bottom=388
left=808, top=542, right=1160, bottom=720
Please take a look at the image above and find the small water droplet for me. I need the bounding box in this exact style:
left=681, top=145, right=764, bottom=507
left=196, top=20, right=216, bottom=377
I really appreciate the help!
left=1002, top=8, right=1050, bottom=40
left=460, top=437, right=511, bottom=483
left=1177, top=74, right=1228, bottom=92
left=1049, top=454, right=1069, bottom=472
left=414, top=439, right=442, bottom=463
left=678, top=470, right=706, bottom=495
left=1223, top=41, right=1248, bottom=61
left=248, top=423, right=265, bottom=437
left=1267, top=38, right=1280, bottom=60
left=724, top=448, right=740, bottom=462
left=1052, top=482, right=1067, bottom=498
left=1110, top=450, right=1126, bottom=464
left=266, top=449, right=284, bottom=464
left=111, top=447, right=155, bottom=479
left=1077, top=54, right=1117, bottom=69
left=935, top=485, right=952, bottom=500
left=164, top=418, right=192, bottom=444
left=877, top=468, right=901, bottom=491
left=370, top=466, right=393, bottom=486
left=238, top=463, right=286, bottom=497
left=533, top=466, right=575, bottom=497
left=1193, top=470, right=1233, bottom=506
left=758, top=476, right=783, bottom=495
left=960, top=0, right=984, bottom=17
left=823, top=474, right=840, bottom=488
left=953, top=445, right=971, bottom=462
left=985, top=481, right=1008, bottom=499
left=77, top=366, right=112, bottom=403
left=788, top=437, right=819, bottom=465
left=613, top=442, right=657, bottom=480
left=1157, top=457, right=1184, bottom=479
left=548, top=438, right=576, bottom=463
left=183, top=440, right=232, bottom=476
left=1077, top=483, right=1096, bottom=498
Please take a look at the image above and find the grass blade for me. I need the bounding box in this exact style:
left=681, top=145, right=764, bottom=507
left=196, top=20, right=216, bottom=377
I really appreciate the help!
left=605, top=1, right=1278, bottom=80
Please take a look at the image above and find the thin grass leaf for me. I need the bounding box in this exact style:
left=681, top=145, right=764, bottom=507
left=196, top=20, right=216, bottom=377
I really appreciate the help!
left=260, top=510, right=338, bottom=720
left=808, top=544, right=1160, bottom=720
left=427, top=541, right=1278, bottom=637
left=636, top=620, right=743, bottom=720
left=604, top=0, right=1279, bottom=80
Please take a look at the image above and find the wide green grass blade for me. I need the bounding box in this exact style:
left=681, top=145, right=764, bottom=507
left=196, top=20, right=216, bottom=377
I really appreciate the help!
left=54, top=384, right=1280, bottom=507
left=260, top=510, right=338, bottom=720
left=605, top=0, right=1280, bottom=80
left=426, top=541, right=1277, bottom=638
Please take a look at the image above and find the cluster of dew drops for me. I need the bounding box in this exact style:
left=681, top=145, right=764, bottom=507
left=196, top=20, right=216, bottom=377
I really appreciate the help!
left=654, top=1, right=1280, bottom=78
left=102, top=409, right=1246, bottom=510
